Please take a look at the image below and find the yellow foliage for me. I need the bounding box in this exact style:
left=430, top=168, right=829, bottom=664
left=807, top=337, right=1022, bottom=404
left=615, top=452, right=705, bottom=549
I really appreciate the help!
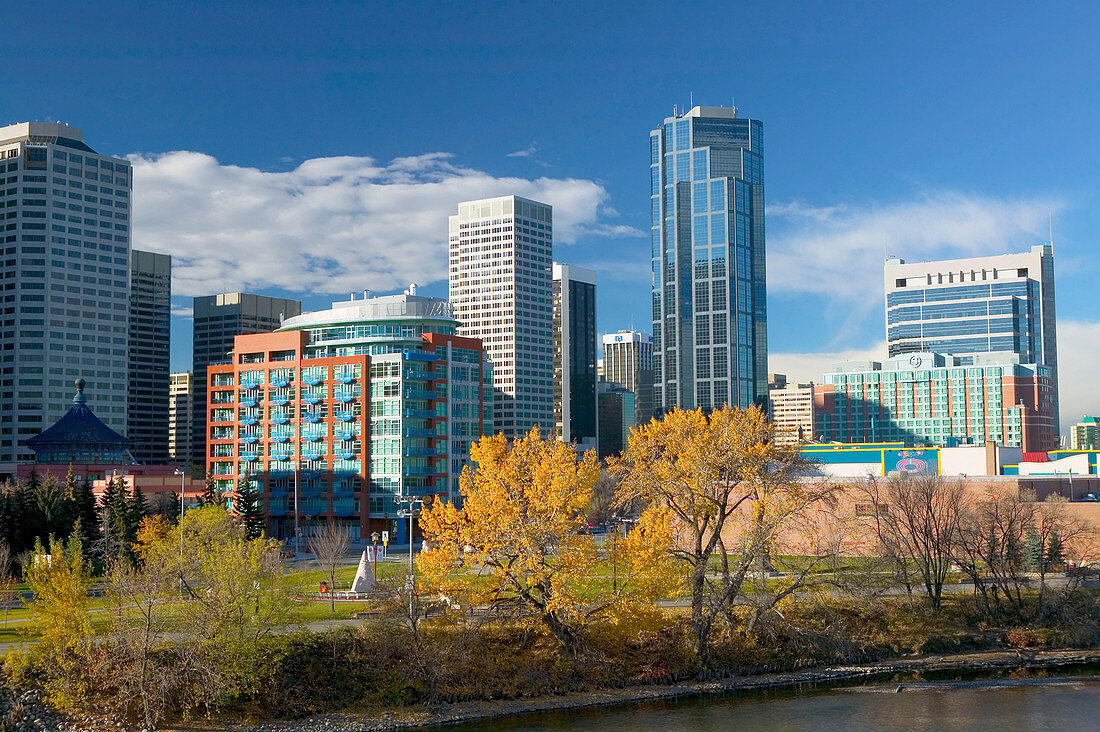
left=419, top=428, right=672, bottom=649
left=133, top=515, right=174, bottom=564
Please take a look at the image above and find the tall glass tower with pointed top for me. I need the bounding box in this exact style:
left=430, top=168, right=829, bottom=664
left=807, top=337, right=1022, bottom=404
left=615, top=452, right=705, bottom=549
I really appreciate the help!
left=650, top=105, right=767, bottom=415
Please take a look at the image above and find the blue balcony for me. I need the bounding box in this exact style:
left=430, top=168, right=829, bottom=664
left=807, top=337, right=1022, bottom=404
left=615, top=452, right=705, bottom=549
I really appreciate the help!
left=335, top=429, right=357, bottom=441
left=403, top=466, right=437, bottom=477
left=335, top=374, right=356, bottom=384
left=334, top=449, right=357, bottom=460
left=332, top=500, right=355, bottom=517
left=335, top=394, right=357, bottom=404
left=303, top=395, right=323, bottom=405
left=267, top=500, right=288, bottom=517
left=335, top=410, right=355, bottom=422
left=271, top=415, right=290, bottom=425
left=240, top=453, right=259, bottom=462
left=303, top=374, right=324, bottom=386
left=404, top=427, right=436, bottom=438
left=403, top=388, right=435, bottom=400
left=300, top=499, right=327, bottom=515
left=403, top=408, right=437, bottom=419
left=270, top=396, right=289, bottom=406
left=403, top=484, right=439, bottom=496
left=403, top=350, right=437, bottom=362
left=270, top=450, right=293, bottom=461
left=302, top=412, right=321, bottom=423
left=403, top=447, right=435, bottom=457
left=240, top=397, right=259, bottom=408
left=242, top=416, right=259, bottom=426
left=270, top=377, right=291, bottom=388
left=240, top=435, right=259, bottom=444
left=269, top=482, right=290, bottom=495
left=403, top=369, right=434, bottom=381
left=271, top=434, right=291, bottom=443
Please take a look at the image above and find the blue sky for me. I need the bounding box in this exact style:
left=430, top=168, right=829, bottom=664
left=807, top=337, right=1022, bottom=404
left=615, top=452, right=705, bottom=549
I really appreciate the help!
left=4, top=1, right=1098, bottom=429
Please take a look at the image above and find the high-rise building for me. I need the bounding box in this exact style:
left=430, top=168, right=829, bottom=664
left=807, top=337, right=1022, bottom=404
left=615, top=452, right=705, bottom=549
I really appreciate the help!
left=449, top=195, right=554, bottom=438
left=601, top=330, right=655, bottom=426
left=192, top=293, right=301, bottom=466
left=596, top=380, right=635, bottom=459
left=884, top=245, right=1058, bottom=431
left=168, top=372, right=193, bottom=463
left=814, top=351, right=1056, bottom=452
left=128, top=250, right=171, bottom=464
left=1071, top=416, right=1099, bottom=451
left=207, top=292, right=492, bottom=541
left=650, top=105, right=767, bottom=415
left=552, top=263, right=597, bottom=449
left=767, top=375, right=816, bottom=445
left=0, top=123, right=132, bottom=461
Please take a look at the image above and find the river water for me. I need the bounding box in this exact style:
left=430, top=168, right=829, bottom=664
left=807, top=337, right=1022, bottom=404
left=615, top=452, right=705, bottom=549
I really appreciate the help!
left=460, top=676, right=1100, bottom=731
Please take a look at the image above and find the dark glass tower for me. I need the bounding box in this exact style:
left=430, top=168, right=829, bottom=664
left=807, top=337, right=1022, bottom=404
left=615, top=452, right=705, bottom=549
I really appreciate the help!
left=191, top=293, right=301, bottom=467
left=552, top=263, right=597, bottom=448
left=650, top=105, right=766, bottom=414
left=128, top=249, right=171, bottom=463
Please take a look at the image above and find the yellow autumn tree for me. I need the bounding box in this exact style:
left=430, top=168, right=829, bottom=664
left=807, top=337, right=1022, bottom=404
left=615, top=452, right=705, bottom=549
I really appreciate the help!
left=613, top=406, right=840, bottom=669
left=418, top=428, right=675, bottom=653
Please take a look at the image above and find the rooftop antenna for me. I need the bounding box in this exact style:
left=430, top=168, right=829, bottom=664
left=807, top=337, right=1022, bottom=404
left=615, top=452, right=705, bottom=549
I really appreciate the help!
left=1049, top=211, right=1054, bottom=247
left=690, top=91, right=694, bottom=109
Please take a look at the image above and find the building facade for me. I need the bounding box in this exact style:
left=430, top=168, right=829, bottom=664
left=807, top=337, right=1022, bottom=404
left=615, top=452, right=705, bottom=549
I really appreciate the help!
left=128, top=249, right=171, bottom=464
left=552, top=263, right=597, bottom=449
left=1071, top=416, right=1099, bottom=451
left=814, top=352, right=1055, bottom=452
left=449, top=196, right=553, bottom=438
left=168, top=371, right=193, bottom=463
left=884, top=245, right=1058, bottom=429
left=650, top=105, right=767, bottom=415
left=275, top=293, right=492, bottom=511
left=0, top=122, right=132, bottom=461
left=192, top=293, right=301, bottom=466
left=201, top=293, right=491, bottom=541
left=767, top=375, right=815, bottom=445
left=596, top=380, right=635, bottom=460
left=601, top=330, right=655, bottom=426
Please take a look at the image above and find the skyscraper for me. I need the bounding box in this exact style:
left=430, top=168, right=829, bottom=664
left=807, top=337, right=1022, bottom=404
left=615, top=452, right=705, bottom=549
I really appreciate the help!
left=650, top=105, right=767, bottom=415
left=168, top=371, right=193, bottom=463
left=191, top=293, right=301, bottom=466
left=552, top=263, right=597, bottom=449
left=449, top=195, right=554, bottom=438
left=128, top=249, right=171, bottom=464
left=884, top=245, right=1059, bottom=431
left=601, top=330, right=655, bottom=426
left=0, top=122, right=132, bottom=461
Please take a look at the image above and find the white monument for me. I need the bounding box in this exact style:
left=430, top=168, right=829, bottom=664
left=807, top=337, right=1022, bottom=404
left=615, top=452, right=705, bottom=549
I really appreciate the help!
left=351, top=550, right=375, bottom=593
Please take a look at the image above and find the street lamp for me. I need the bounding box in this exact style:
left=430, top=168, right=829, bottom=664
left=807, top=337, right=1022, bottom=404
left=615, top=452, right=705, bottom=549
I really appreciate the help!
left=174, top=467, right=186, bottom=592
left=395, top=495, right=424, bottom=621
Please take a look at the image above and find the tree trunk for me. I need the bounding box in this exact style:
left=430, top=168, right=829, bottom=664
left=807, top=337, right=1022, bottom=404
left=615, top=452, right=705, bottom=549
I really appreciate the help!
left=542, top=610, right=580, bottom=655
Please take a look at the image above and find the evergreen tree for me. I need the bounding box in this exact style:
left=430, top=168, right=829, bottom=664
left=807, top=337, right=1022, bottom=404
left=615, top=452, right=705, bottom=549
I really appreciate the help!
left=129, top=485, right=149, bottom=528
left=1024, top=529, right=1042, bottom=571
left=99, top=477, right=139, bottom=564
left=235, top=471, right=265, bottom=540
left=32, top=473, right=68, bottom=544
left=76, top=476, right=101, bottom=548
left=1045, top=530, right=1064, bottom=570
left=201, top=474, right=225, bottom=507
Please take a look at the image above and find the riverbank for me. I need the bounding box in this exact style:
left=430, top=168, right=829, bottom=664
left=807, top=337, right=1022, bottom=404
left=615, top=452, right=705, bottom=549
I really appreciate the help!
left=239, top=648, right=1100, bottom=732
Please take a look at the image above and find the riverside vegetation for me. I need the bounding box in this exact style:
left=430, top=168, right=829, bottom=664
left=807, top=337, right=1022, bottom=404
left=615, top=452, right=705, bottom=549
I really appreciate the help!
left=3, top=407, right=1099, bottom=729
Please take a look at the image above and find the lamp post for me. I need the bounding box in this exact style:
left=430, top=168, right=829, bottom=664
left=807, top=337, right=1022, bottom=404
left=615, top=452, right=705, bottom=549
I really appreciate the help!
left=395, top=495, right=424, bottom=622
left=174, top=467, right=186, bottom=592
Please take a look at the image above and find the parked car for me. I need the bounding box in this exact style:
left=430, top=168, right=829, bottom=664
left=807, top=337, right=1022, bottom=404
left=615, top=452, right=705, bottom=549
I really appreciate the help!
left=1078, top=492, right=1100, bottom=502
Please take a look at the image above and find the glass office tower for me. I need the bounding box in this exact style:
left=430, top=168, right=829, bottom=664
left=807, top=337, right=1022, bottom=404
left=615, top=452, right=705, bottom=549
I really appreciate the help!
left=884, top=244, right=1059, bottom=434
left=650, top=105, right=766, bottom=415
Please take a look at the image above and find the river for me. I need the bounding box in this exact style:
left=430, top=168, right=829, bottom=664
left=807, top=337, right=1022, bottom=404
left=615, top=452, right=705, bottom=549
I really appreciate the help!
left=456, top=675, right=1100, bottom=731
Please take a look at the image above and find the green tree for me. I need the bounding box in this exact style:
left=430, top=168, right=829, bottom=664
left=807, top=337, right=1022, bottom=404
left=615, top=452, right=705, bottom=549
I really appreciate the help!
left=75, top=476, right=101, bottom=549
left=234, top=471, right=264, bottom=540
left=22, top=534, right=94, bottom=706
left=200, top=474, right=225, bottom=507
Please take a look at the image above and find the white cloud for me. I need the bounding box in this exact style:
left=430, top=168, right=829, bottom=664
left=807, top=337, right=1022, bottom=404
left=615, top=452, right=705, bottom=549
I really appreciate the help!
left=170, top=305, right=194, bottom=319
left=1055, top=321, right=1100, bottom=435
left=130, top=151, right=619, bottom=297
left=767, top=192, right=1061, bottom=306
left=506, top=143, right=540, bottom=159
